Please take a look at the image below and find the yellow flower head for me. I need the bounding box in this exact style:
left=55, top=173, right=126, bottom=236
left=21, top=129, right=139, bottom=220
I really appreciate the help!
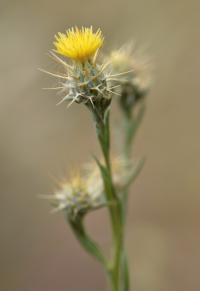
left=54, top=26, right=104, bottom=62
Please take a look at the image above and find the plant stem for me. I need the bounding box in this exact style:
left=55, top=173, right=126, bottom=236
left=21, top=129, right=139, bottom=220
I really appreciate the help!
left=119, top=102, right=146, bottom=291
left=69, top=215, right=108, bottom=268
left=124, top=102, right=146, bottom=159
left=87, top=100, right=146, bottom=291
left=92, top=108, right=124, bottom=291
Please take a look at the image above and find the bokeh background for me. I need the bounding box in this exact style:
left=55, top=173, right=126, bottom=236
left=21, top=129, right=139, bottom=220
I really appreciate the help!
left=1, top=0, right=200, bottom=290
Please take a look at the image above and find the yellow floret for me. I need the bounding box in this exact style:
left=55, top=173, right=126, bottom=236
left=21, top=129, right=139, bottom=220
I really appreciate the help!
left=54, top=26, right=104, bottom=62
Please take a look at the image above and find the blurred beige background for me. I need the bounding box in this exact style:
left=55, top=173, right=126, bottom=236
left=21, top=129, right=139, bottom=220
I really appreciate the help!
left=1, top=0, right=200, bottom=290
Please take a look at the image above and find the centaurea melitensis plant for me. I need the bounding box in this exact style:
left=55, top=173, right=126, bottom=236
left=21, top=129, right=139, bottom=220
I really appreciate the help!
left=41, top=26, right=151, bottom=291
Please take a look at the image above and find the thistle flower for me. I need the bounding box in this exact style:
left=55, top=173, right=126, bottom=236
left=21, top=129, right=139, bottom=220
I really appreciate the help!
left=42, top=156, right=135, bottom=219
left=42, top=26, right=118, bottom=111
left=108, top=43, right=152, bottom=114
left=45, top=172, right=105, bottom=219
left=109, top=43, right=152, bottom=94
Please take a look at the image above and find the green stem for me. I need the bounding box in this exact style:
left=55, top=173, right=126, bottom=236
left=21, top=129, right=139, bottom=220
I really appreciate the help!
left=124, top=102, right=146, bottom=158
left=120, top=102, right=146, bottom=291
left=68, top=215, right=108, bottom=268
left=86, top=101, right=144, bottom=291
left=121, top=252, right=130, bottom=291
left=93, top=109, right=123, bottom=291
left=120, top=188, right=129, bottom=291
